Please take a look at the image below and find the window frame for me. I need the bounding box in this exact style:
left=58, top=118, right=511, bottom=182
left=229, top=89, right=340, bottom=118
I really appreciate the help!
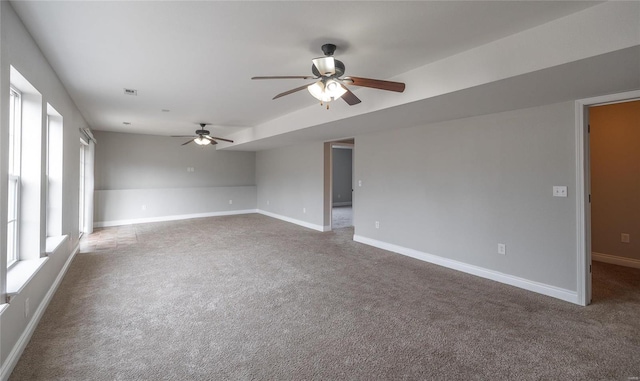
left=78, top=143, right=86, bottom=236
left=7, top=87, right=22, bottom=268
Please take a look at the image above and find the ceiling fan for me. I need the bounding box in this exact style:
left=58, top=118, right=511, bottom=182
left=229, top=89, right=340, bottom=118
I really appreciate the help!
left=252, top=43, right=405, bottom=108
left=171, top=123, right=234, bottom=146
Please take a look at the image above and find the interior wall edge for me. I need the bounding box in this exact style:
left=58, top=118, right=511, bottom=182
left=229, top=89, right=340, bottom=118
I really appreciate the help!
left=93, top=186, right=257, bottom=223
left=592, top=252, right=640, bottom=270
left=573, top=89, right=640, bottom=306
left=0, top=243, right=79, bottom=381
left=353, top=234, right=579, bottom=305
left=258, top=210, right=330, bottom=232
left=95, top=209, right=259, bottom=229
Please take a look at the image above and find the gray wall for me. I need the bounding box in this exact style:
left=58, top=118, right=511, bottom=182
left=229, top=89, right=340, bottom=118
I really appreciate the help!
left=1, top=1, right=89, bottom=373
left=354, top=101, right=577, bottom=291
left=94, top=131, right=255, bottom=189
left=256, top=142, right=325, bottom=229
left=93, top=131, right=256, bottom=225
left=332, top=147, right=352, bottom=205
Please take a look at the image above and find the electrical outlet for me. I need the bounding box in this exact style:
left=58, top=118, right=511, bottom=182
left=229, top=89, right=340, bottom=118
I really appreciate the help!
left=337, top=194, right=341, bottom=199
left=498, top=243, right=506, bottom=255
left=229, top=200, right=233, bottom=205
left=303, top=207, right=306, bottom=214
left=375, top=221, right=380, bottom=229
left=141, top=205, right=147, bottom=211
left=621, top=233, right=630, bottom=243
left=553, top=186, right=568, bottom=197
left=267, top=200, right=270, bottom=205
left=358, top=180, right=362, bottom=187
left=25, top=298, right=30, bottom=318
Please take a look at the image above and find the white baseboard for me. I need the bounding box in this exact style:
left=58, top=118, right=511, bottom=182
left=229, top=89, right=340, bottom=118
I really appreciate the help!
left=95, top=209, right=258, bottom=228
left=257, top=210, right=329, bottom=232
left=0, top=242, right=80, bottom=381
left=592, top=252, right=640, bottom=269
left=353, top=235, right=579, bottom=305
left=332, top=202, right=352, bottom=207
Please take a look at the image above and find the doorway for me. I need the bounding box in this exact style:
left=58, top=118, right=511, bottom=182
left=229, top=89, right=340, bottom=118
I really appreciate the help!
left=588, top=99, right=640, bottom=302
left=326, top=139, right=354, bottom=230
left=576, top=90, right=640, bottom=306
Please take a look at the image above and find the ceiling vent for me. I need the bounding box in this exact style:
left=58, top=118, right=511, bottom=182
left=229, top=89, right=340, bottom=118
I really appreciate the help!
left=123, top=88, right=137, bottom=96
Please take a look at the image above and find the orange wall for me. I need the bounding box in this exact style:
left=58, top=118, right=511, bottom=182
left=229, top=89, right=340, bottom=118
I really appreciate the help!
left=590, top=100, right=640, bottom=260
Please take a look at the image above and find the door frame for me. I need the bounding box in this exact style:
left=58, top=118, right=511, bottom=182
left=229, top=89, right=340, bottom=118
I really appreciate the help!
left=575, top=90, right=640, bottom=306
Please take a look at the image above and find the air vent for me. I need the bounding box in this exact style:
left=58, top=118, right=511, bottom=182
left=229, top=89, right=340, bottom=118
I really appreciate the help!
left=123, top=88, right=137, bottom=96
left=123, top=122, right=131, bottom=125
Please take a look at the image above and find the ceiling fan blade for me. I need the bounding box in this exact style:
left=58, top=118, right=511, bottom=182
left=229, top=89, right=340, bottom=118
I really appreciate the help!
left=171, top=135, right=197, bottom=138
left=343, top=76, right=405, bottom=92
left=252, top=76, right=315, bottom=80
left=273, top=82, right=316, bottom=100
left=203, top=136, right=219, bottom=145
left=181, top=139, right=194, bottom=146
left=205, top=135, right=234, bottom=143
left=340, top=85, right=362, bottom=106
left=312, top=57, right=335, bottom=76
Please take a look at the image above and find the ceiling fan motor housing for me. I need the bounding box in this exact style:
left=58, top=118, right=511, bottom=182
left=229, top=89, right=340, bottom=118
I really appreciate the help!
left=321, top=43, right=337, bottom=56
left=195, top=129, right=210, bottom=135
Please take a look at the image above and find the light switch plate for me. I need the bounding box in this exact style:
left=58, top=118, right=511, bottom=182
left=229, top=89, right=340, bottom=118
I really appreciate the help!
left=553, top=186, right=568, bottom=197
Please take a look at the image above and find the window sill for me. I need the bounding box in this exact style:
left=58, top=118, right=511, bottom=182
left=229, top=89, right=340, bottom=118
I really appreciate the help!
left=46, top=235, right=68, bottom=255
left=6, top=258, right=48, bottom=303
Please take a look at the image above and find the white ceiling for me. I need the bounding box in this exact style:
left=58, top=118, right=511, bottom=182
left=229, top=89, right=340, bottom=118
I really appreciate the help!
left=9, top=1, right=605, bottom=144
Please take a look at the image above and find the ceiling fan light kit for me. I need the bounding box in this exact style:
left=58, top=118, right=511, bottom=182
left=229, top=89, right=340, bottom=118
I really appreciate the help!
left=252, top=43, right=405, bottom=108
left=194, top=136, right=211, bottom=146
left=308, top=78, right=347, bottom=103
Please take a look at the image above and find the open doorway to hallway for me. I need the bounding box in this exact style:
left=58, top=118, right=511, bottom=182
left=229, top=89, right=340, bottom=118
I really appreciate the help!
left=328, top=139, right=354, bottom=230
left=588, top=99, right=640, bottom=303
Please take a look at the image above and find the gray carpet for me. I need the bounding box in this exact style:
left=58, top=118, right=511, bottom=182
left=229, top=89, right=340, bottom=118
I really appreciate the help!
left=10, top=214, right=640, bottom=380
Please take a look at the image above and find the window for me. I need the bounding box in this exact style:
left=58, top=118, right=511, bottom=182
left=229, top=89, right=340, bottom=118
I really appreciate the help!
left=8, top=67, right=44, bottom=263
left=46, top=115, right=50, bottom=230
left=46, top=105, right=63, bottom=238
left=7, top=88, right=22, bottom=268
left=79, top=144, right=86, bottom=235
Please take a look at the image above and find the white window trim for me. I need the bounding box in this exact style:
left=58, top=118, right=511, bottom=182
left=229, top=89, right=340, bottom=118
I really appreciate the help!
left=79, top=144, right=86, bottom=236
left=7, top=87, right=22, bottom=269
left=7, top=176, right=20, bottom=269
